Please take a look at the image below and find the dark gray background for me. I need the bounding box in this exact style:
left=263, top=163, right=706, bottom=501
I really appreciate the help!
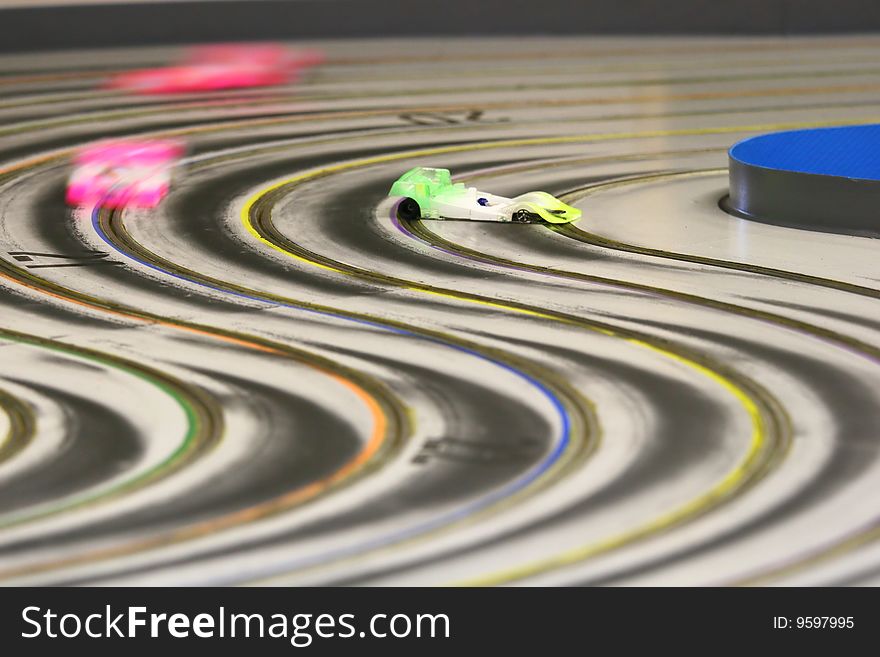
left=1, top=0, right=879, bottom=52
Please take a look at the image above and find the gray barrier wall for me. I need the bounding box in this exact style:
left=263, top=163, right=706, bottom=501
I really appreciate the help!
left=1, top=1, right=879, bottom=52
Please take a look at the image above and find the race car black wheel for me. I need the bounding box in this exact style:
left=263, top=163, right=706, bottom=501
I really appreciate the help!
left=397, top=197, right=421, bottom=221
left=512, top=210, right=536, bottom=223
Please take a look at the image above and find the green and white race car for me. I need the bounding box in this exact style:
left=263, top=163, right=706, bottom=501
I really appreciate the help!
left=389, top=167, right=581, bottom=224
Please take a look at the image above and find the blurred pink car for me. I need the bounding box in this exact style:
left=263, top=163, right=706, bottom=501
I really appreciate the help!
left=66, top=139, right=184, bottom=209
left=108, top=44, right=324, bottom=94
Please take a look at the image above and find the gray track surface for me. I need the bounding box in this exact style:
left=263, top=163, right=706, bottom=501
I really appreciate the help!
left=0, top=36, right=879, bottom=586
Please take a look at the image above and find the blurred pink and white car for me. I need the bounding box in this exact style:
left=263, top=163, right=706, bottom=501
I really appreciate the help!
left=66, top=139, right=184, bottom=209
left=107, top=43, right=324, bottom=94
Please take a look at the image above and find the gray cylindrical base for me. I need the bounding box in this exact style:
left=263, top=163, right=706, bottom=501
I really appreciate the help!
left=725, top=155, right=880, bottom=237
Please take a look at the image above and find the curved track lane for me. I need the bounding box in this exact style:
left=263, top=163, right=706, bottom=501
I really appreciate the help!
left=0, top=36, right=878, bottom=585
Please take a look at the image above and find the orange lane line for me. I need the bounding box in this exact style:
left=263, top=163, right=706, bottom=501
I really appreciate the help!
left=0, top=231, right=390, bottom=579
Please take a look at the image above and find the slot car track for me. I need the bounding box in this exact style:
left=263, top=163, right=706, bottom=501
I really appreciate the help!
left=0, top=36, right=879, bottom=586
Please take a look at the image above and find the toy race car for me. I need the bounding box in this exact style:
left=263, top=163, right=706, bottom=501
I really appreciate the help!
left=66, top=139, right=184, bottom=209
left=389, top=167, right=581, bottom=223
left=108, top=43, right=323, bottom=94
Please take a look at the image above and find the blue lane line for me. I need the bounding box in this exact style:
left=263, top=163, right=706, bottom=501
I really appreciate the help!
left=91, top=205, right=572, bottom=582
